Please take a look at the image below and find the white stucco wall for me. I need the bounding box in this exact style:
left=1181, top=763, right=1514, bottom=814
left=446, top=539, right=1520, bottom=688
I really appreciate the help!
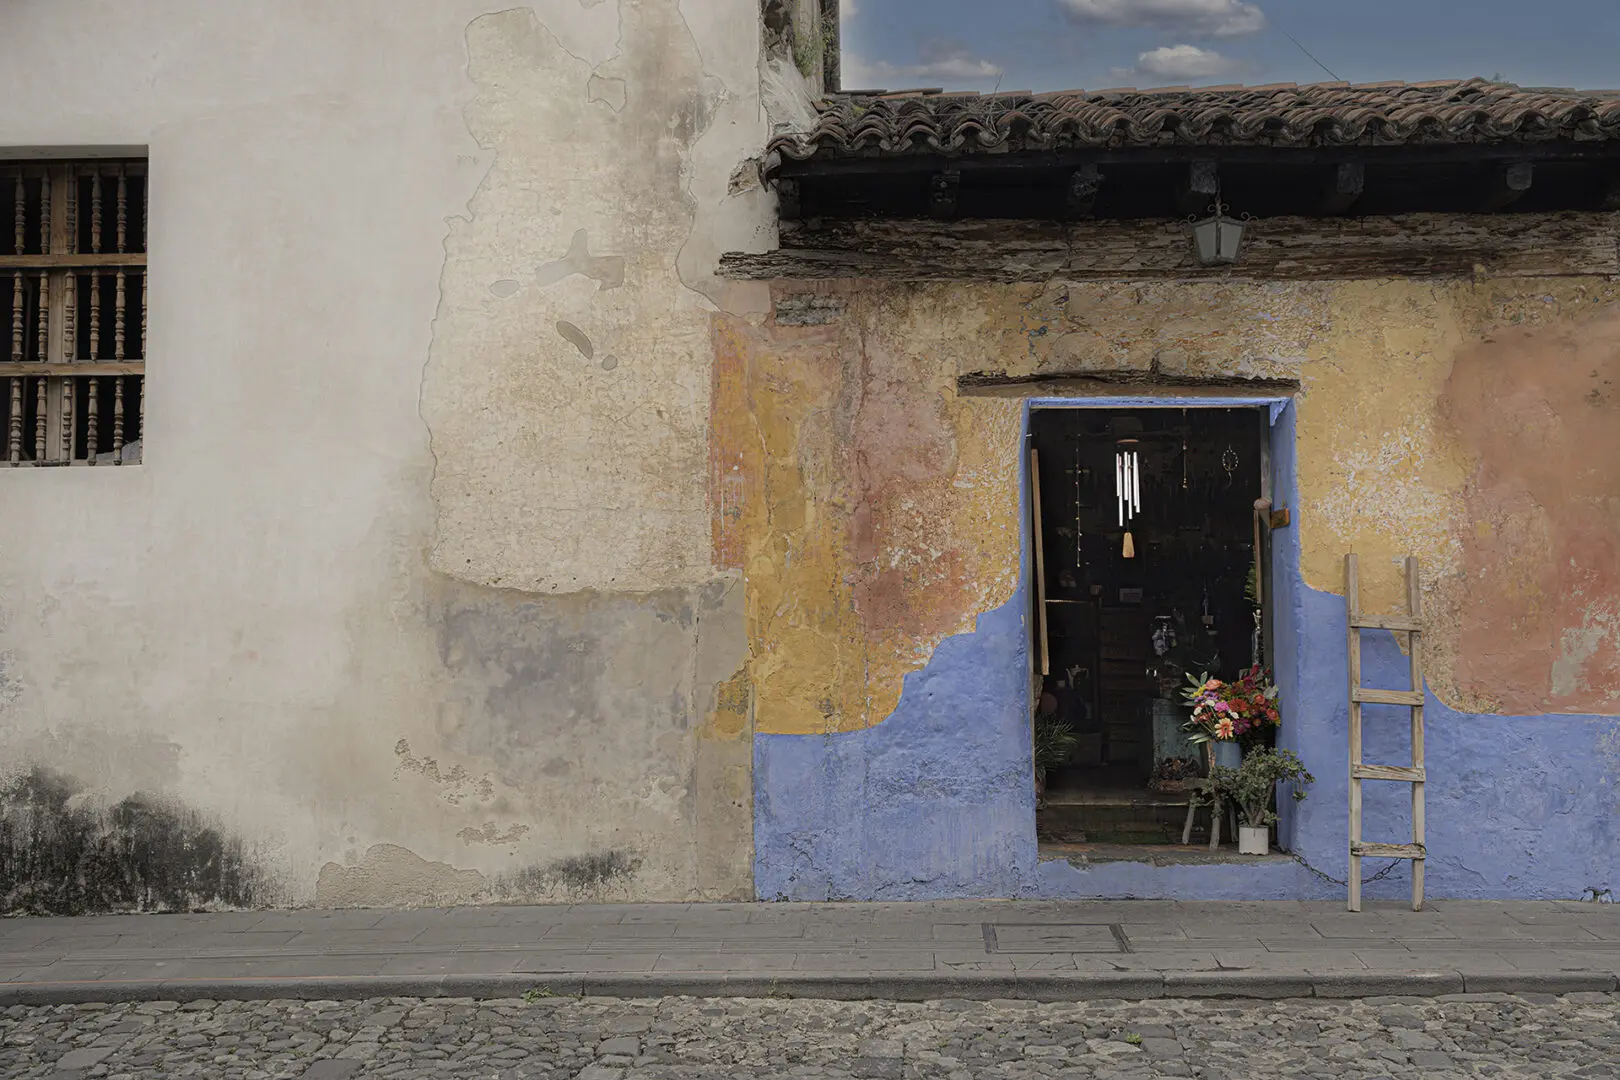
left=0, top=0, right=773, bottom=908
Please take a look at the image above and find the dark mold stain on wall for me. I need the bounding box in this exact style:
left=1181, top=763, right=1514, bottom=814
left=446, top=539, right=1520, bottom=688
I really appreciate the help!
left=494, top=850, right=643, bottom=897
left=0, top=768, right=268, bottom=915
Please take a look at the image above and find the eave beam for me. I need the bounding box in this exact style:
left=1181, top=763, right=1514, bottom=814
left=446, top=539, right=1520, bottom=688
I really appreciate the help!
left=1476, top=162, right=1534, bottom=211
left=929, top=169, right=960, bottom=220
left=1322, top=162, right=1365, bottom=215
left=1176, top=160, right=1219, bottom=217
left=1064, top=165, right=1103, bottom=219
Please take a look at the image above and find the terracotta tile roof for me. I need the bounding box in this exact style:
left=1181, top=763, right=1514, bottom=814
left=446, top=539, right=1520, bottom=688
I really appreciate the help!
left=770, top=79, right=1620, bottom=164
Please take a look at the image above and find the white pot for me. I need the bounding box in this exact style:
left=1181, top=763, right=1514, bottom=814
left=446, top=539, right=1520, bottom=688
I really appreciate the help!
left=1238, top=825, right=1269, bottom=856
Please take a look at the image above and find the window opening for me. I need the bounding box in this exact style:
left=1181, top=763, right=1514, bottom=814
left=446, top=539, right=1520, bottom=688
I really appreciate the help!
left=2, top=159, right=147, bottom=466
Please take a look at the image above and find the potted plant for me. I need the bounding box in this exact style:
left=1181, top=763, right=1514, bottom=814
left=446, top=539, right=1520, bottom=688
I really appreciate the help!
left=1210, top=748, right=1315, bottom=855
left=1033, top=713, right=1078, bottom=800
left=1180, top=665, right=1281, bottom=769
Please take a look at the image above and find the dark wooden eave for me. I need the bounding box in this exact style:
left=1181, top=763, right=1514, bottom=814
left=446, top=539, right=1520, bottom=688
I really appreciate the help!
left=719, top=212, right=1620, bottom=282
left=729, top=79, right=1620, bottom=281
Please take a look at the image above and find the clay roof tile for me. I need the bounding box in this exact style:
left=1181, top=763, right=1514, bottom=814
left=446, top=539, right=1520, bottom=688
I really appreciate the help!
left=769, top=78, right=1620, bottom=167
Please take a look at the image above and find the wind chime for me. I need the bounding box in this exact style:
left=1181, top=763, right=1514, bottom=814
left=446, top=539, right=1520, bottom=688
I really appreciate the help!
left=1116, top=438, right=1141, bottom=558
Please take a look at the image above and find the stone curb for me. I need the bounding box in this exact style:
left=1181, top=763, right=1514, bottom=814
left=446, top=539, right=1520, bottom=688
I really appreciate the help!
left=0, top=970, right=1612, bottom=1007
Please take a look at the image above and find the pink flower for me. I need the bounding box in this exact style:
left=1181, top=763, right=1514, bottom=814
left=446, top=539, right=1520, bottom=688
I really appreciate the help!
left=1213, top=701, right=1229, bottom=713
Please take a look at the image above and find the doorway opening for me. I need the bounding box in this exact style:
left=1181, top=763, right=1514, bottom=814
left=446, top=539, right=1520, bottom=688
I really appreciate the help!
left=1029, top=405, right=1272, bottom=847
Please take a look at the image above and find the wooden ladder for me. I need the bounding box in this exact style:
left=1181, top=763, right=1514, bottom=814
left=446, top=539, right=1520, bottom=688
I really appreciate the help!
left=1345, top=553, right=1427, bottom=912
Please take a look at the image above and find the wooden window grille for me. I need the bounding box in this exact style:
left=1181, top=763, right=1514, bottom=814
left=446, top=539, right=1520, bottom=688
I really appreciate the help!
left=2, top=159, right=146, bottom=466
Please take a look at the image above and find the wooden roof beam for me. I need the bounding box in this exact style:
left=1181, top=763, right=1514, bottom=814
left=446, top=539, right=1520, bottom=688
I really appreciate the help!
left=1064, top=165, right=1103, bottom=219
left=1176, top=160, right=1219, bottom=216
left=1476, top=162, right=1534, bottom=211
left=1601, top=173, right=1620, bottom=211
left=929, top=169, right=960, bottom=220
left=1321, top=162, right=1365, bottom=214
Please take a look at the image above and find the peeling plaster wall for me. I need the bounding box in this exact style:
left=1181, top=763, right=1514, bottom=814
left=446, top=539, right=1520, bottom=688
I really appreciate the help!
left=737, top=278, right=1620, bottom=900
left=0, top=0, right=769, bottom=911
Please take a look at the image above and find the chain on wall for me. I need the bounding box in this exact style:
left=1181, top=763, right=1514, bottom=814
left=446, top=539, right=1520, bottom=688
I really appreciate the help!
left=2, top=160, right=146, bottom=466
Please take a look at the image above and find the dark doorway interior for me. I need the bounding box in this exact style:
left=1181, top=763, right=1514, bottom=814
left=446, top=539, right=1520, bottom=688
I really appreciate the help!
left=1030, top=407, right=1266, bottom=845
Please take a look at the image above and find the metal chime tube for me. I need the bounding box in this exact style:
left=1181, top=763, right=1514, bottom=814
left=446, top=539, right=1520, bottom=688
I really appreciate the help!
left=1131, top=451, right=1141, bottom=515
left=1115, top=453, right=1125, bottom=527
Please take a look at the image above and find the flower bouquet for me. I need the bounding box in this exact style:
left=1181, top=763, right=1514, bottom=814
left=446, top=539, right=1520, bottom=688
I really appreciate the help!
left=1180, top=665, right=1281, bottom=748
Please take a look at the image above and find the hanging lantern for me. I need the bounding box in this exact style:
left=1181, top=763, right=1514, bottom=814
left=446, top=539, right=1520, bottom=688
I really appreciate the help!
left=1189, top=201, right=1248, bottom=266
left=1115, top=438, right=1140, bottom=558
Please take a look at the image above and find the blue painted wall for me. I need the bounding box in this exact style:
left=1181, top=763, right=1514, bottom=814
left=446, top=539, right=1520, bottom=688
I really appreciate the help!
left=753, top=399, right=1620, bottom=901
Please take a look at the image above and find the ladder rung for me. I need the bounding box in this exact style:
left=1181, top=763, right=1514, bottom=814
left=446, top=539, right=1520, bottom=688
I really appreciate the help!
left=1350, top=614, right=1423, bottom=632
left=1352, top=764, right=1426, bottom=782
left=1351, top=687, right=1424, bottom=706
left=1352, top=842, right=1426, bottom=860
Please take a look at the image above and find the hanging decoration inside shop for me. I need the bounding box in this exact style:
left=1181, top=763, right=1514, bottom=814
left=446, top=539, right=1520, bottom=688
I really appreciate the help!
left=1074, top=443, right=1085, bottom=567
left=1116, top=438, right=1141, bottom=558
left=1221, top=444, right=1239, bottom=489
left=1152, top=615, right=1177, bottom=657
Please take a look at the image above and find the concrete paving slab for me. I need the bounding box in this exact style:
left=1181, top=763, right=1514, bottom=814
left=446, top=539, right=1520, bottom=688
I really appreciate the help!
left=163, top=957, right=395, bottom=980
left=932, top=950, right=1076, bottom=972
left=651, top=952, right=787, bottom=972
left=409, top=925, right=550, bottom=946
left=791, top=951, right=939, bottom=973
left=375, top=953, right=528, bottom=977
left=508, top=953, right=660, bottom=973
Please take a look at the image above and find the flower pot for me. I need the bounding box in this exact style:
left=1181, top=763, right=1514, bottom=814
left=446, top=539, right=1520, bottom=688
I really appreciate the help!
left=1213, top=740, right=1242, bottom=769
left=1238, top=825, right=1269, bottom=855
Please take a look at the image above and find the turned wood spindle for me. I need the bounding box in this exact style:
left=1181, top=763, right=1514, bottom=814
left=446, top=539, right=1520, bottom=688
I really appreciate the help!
left=112, top=377, right=125, bottom=461
left=7, top=377, right=20, bottom=464
left=114, top=270, right=126, bottom=360
left=116, top=169, right=127, bottom=254
left=36, top=272, right=48, bottom=362
left=66, top=171, right=78, bottom=254
left=11, top=172, right=23, bottom=255
left=62, top=379, right=74, bottom=460
left=9, top=271, right=21, bottom=361
left=90, top=171, right=102, bottom=255
left=86, top=376, right=99, bottom=464
left=65, top=272, right=76, bottom=361
left=39, top=173, right=50, bottom=256
left=34, top=377, right=47, bottom=461
left=88, top=270, right=100, bottom=360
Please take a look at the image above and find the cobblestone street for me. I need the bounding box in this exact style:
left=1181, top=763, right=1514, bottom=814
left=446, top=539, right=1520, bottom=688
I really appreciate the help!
left=7, top=992, right=1619, bottom=1080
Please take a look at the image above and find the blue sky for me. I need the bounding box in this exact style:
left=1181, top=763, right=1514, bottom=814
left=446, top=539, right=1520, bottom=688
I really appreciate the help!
left=839, top=0, right=1620, bottom=93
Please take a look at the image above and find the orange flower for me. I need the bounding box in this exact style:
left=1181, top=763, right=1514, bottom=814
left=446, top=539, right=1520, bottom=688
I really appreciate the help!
left=1215, top=718, right=1235, bottom=740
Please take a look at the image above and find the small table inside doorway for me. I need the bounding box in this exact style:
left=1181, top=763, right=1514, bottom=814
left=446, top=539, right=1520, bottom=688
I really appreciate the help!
left=1180, top=743, right=1238, bottom=849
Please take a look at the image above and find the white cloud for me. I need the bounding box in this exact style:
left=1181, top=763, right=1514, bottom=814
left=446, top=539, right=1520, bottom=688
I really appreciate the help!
left=1059, top=0, right=1267, bottom=38
left=1133, top=43, right=1239, bottom=80
left=841, top=0, right=858, bottom=21
left=842, top=45, right=1004, bottom=90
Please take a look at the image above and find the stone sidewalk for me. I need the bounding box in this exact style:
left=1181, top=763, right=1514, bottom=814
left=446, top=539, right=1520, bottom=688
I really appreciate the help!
left=1, top=899, right=1616, bottom=1005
